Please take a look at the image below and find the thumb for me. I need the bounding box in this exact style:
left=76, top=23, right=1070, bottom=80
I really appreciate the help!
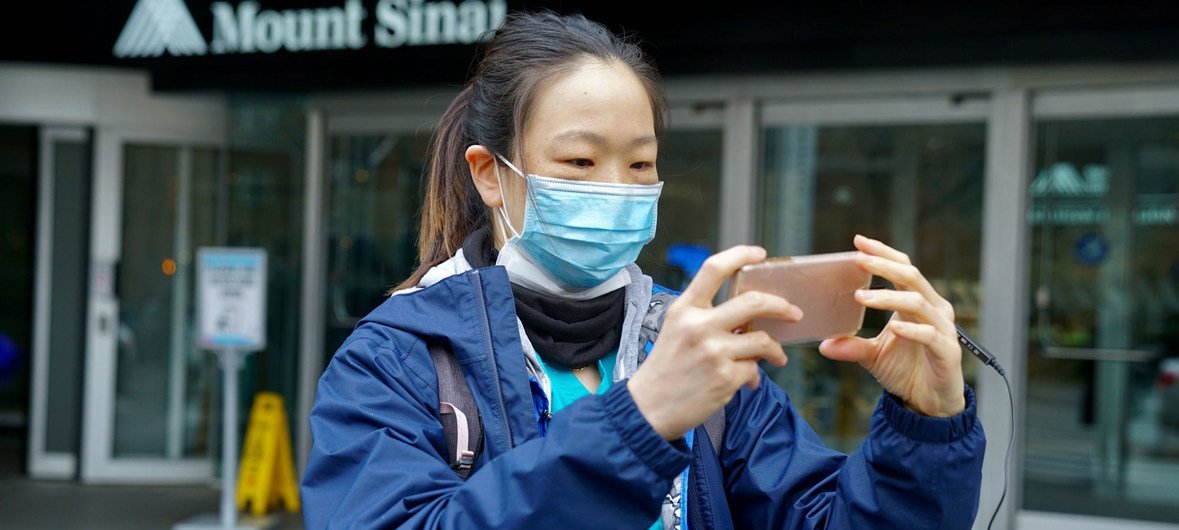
left=818, top=336, right=876, bottom=365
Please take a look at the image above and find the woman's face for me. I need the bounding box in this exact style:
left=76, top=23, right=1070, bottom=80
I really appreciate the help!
left=498, top=58, right=659, bottom=237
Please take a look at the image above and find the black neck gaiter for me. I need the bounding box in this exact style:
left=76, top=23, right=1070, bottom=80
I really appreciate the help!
left=462, top=227, right=626, bottom=371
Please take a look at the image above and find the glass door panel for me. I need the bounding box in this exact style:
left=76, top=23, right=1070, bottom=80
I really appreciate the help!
left=1024, top=116, right=1179, bottom=524
left=113, top=144, right=220, bottom=459
left=323, top=132, right=431, bottom=363
left=759, top=118, right=987, bottom=452
left=0, top=124, right=37, bottom=476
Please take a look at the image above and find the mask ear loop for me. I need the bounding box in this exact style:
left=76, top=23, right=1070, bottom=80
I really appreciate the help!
left=493, top=158, right=523, bottom=244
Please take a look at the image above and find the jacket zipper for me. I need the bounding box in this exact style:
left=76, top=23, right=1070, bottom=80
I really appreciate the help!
left=470, top=270, right=515, bottom=449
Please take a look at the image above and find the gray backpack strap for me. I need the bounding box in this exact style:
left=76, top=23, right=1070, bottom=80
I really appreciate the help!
left=428, top=341, right=482, bottom=479
left=702, top=409, right=725, bottom=456
left=642, top=288, right=726, bottom=457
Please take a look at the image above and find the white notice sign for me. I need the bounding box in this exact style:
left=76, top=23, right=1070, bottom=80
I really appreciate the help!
left=197, top=248, right=267, bottom=351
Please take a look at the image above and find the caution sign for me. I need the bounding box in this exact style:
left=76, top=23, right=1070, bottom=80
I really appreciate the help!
left=236, top=392, right=301, bottom=516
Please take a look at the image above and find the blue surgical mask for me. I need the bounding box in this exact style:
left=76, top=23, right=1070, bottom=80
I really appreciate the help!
left=494, top=155, right=663, bottom=290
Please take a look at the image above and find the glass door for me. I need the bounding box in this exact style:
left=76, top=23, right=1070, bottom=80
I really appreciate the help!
left=27, top=126, right=92, bottom=479
left=321, top=128, right=432, bottom=360
left=756, top=96, right=990, bottom=452
left=82, top=130, right=223, bottom=483
left=1023, top=104, right=1179, bottom=524
left=0, top=124, right=38, bottom=477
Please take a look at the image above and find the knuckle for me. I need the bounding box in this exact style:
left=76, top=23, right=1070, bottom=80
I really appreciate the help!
left=919, top=296, right=936, bottom=315
left=898, top=251, right=912, bottom=265
left=941, top=301, right=956, bottom=322
left=903, top=264, right=920, bottom=281
left=682, top=317, right=707, bottom=342
left=747, top=291, right=772, bottom=311
left=700, top=258, right=724, bottom=277
left=664, top=301, right=686, bottom=321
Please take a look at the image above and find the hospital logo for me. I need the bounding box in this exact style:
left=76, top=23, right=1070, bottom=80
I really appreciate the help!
left=113, top=0, right=507, bottom=59
left=114, top=0, right=208, bottom=58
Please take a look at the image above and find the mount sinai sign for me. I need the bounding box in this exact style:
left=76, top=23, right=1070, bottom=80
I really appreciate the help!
left=114, top=0, right=507, bottom=58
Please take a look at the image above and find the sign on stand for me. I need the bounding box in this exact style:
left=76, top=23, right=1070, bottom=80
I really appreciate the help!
left=175, top=248, right=272, bottom=530
left=198, top=248, right=267, bottom=351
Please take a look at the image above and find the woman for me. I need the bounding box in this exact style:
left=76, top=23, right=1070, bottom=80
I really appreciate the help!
left=302, top=10, right=985, bottom=530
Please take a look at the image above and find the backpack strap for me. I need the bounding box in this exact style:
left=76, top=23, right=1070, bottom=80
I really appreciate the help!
left=642, top=287, right=726, bottom=457
left=428, top=341, right=482, bottom=479
left=701, top=408, right=725, bottom=457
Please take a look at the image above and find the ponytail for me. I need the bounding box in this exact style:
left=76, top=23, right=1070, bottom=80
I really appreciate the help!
left=393, top=85, right=488, bottom=292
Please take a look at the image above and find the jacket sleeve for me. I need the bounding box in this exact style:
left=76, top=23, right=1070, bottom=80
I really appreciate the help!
left=723, top=370, right=986, bottom=530
left=300, top=336, right=691, bottom=530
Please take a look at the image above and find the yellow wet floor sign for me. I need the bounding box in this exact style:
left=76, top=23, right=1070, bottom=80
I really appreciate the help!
left=236, top=392, right=301, bottom=516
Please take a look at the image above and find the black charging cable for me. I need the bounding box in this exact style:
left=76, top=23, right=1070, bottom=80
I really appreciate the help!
left=955, top=324, right=1013, bottom=530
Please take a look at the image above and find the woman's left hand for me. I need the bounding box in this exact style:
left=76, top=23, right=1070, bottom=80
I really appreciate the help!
left=818, top=235, right=966, bottom=417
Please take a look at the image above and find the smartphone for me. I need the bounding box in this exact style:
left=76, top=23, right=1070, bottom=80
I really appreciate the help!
left=728, top=251, right=872, bottom=345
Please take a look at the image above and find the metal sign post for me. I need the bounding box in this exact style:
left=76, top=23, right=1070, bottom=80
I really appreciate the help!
left=175, top=248, right=270, bottom=530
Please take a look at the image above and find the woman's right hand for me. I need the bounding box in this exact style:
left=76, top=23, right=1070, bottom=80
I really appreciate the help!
left=628, top=245, right=802, bottom=441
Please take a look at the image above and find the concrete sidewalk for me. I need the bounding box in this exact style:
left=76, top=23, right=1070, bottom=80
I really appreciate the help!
left=1, top=432, right=303, bottom=530
left=0, top=441, right=301, bottom=530
left=0, top=475, right=304, bottom=530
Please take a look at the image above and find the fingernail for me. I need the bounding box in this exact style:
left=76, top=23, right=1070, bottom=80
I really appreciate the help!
left=857, top=289, right=874, bottom=300
left=789, top=306, right=804, bottom=320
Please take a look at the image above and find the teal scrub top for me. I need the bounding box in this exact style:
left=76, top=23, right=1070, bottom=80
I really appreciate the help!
left=537, top=351, right=663, bottom=530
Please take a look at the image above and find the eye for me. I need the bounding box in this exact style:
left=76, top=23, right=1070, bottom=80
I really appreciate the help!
left=568, top=159, right=594, bottom=168
left=631, top=161, right=655, bottom=171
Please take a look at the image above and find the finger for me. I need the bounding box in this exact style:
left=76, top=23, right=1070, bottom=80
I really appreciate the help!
left=889, top=321, right=963, bottom=376
left=723, top=331, right=788, bottom=366
left=855, top=253, right=941, bottom=303
left=680, top=245, right=767, bottom=307
left=818, top=336, right=878, bottom=366
left=711, top=291, right=802, bottom=332
left=886, top=320, right=955, bottom=358
left=736, top=359, right=762, bottom=390
left=853, top=234, right=911, bottom=265
left=854, top=289, right=954, bottom=333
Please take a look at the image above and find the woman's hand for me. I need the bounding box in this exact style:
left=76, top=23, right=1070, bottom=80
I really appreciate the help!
left=819, top=235, right=966, bottom=417
left=629, top=246, right=801, bottom=441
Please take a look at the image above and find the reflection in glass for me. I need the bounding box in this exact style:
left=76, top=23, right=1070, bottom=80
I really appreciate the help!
left=323, top=132, right=430, bottom=366
left=225, top=97, right=308, bottom=466
left=1024, top=117, right=1179, bottom=523
left=759, top=123, right=986, bottom=452
left=0, top=125, right=37, bottom=445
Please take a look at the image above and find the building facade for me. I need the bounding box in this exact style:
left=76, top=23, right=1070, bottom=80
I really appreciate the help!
left=2, top=3, right=1178, bottom=529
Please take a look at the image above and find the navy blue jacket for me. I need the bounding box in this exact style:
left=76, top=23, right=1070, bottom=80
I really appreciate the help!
left=302, top=265, right=986, bottom=529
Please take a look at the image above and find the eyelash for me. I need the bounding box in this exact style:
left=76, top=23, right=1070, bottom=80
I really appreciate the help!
left=566, top=159, right=655, bottom=170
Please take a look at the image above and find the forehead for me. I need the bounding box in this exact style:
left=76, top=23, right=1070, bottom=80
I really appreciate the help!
left=524, top=59, right=656, bottom=145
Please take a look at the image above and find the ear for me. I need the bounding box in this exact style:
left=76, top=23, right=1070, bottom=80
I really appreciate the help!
left=466, top=145, right=503, bottom=208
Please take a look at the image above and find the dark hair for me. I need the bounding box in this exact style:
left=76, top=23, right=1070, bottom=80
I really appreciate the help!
left=394, top=10, right=667, bottom=291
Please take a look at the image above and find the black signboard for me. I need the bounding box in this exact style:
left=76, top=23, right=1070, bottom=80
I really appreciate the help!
left=4, top=1, right=1179, bottom=92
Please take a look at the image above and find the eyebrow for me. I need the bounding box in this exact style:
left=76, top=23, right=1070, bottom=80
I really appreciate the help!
left=551, top=129, right=658, bottom=147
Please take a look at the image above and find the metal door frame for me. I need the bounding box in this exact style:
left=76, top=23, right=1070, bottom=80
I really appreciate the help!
left=81, top=126, right=224, bottom=484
